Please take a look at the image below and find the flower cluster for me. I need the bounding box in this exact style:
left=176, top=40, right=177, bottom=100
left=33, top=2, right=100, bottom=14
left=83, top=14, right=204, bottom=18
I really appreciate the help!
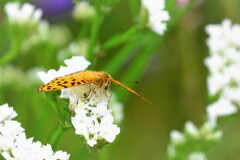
left=71, top=91, right=120, bottom=147
left=167, top=19, right=240, bottom=159
left=4, top=2, right=42, bottom=26
left=141, top=0, right=170, bottom=35
left=4, top=2, right=69, bottom=53
left=167, top=121, right=222, bottom=159
left=37, top=56, right=121, bottom=147
left=72, top=1, right=96, bottom=21
left=205, top=19, right=240, bottom=125
left=0, top=103, right=70, bottom=160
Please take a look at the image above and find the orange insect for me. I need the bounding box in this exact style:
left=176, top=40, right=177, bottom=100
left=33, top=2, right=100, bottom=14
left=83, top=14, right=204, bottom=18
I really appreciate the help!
left=37, top=70, right=152, bottom=104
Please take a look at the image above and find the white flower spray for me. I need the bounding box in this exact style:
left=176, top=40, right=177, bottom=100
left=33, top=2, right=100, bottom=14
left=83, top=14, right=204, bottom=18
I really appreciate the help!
left=37, top=56, right=122, bottom=147
left=0, top=103, right=70, bottom=160
left=167, top=19, right=240, bottom=159
left=205, top=19, right=240, bottom=125
left=4, top=2, right=42, bottom=26
left=141, top=0, right=170, bottom=35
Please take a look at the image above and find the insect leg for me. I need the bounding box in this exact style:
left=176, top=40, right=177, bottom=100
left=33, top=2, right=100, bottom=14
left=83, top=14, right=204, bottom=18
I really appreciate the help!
left=107, top=92, right=112, bottom=107
left=83, top=83, right=96, bottom=103
left=84, top=84, right=92, bottom=99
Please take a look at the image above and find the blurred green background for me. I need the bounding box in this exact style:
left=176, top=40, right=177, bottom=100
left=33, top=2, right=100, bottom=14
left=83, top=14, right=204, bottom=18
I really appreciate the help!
left=1, top=0, right=240, bottom=160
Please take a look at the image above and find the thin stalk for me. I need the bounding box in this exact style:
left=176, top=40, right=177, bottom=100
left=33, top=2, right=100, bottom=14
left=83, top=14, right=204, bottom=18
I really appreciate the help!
left=101, top=27, right=138, bottom=50
left=77, top=22, right=90, bottom=39
left=0, top=42, right=19, bottom=65
left=86, top=9, right=104, bottom=62
left=48, top=125, right=64, bottom=150
left=103, top=39, right=140, bottom=75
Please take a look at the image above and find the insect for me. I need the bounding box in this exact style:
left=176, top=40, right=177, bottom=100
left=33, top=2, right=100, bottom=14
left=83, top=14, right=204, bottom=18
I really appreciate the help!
left=37, top=70, right=152, bottom=104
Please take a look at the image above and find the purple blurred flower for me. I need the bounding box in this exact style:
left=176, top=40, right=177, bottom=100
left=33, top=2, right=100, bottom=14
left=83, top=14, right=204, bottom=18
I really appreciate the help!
left=177, top=0, right=204, bottom=6
left=35, top=0, right=73, bottom=16
left=177, top=0, right=189, bottom=6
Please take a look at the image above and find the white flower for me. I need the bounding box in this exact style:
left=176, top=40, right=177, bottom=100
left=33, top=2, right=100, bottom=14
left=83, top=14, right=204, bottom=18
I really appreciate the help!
left=205, top=19, right=240, bottom=123
left=206, top=19, right=240, bottom=54
left=4, top=2, right=43, bottom=25
left=170, top=130, right=185, bottom=144
left=168, top=120, right=222, bottom=159
left=187, top=152, right=207, bottom=160
left=71, top=86, right=120, bottom=147
left=206, top=73, right=230, bottom=96
left=200, top=122, right=222, bottom=140
left=207, top=98, right=237, bottom=126
left=0, top=103, right=17, bottom=122
left=38, top=56, right=121, bottom=147
left=0, top=121, right=24, bottom=151
left=141, top=0, right=170, bottom=35
left=185, top=121, right=199, bottom=137
left=73, top=1, right=96, bottom=21
left=204, top=54, right=226, bottom=75
left=0, top=103, right=70, bottom=160
left=222, top=86, right=240, bottom=105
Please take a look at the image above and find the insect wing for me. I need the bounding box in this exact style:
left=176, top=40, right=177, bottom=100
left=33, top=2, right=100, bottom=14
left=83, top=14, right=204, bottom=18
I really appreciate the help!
left=37, top=71, right=102, bottom=92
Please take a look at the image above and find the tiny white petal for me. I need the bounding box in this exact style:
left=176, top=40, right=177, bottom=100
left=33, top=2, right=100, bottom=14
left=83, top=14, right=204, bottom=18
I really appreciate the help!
left=185, top=121, right=199, bottom=137
left=53, top=150, right=70, bottom=160
left=31, top=9, right=43, bottom=23
left=4, top=2, right=43, bottom=25
left=207, top=98, right=237, bottom=126
left=73, top=1, right=96, bottom=21
left=37, top=69, right=59, bottom=84
left=21, top=3, right=35, bottom=23
left=0, top=103, right=17, bottom=122
left=141, top=0, right=170, bottom=35
left=64, top=56, right=90, bottom=73
left=187, top=152, right=207, bottom=160
left=170, top=130, right=185, bottom=144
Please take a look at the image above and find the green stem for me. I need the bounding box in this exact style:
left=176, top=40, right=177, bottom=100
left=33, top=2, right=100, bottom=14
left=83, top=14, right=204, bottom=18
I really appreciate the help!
left=45, top=43, right=58, bottom=68
left=0, top=153, right=5, bottom=160
left=103, top=39, right=140, bottom=75
left=101, top=27, right=138, bottom=50
left=0, top=42, right=19, bottom=65
left=86, top=9, right=104, bottom=62
left=48, top=125, right=64, bottom=150
left=77, top=22, right=90, bottom=39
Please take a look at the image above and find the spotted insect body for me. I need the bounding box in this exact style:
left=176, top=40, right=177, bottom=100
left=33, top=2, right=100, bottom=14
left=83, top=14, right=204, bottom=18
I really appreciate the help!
left=37, top=70, right=152, bottom=104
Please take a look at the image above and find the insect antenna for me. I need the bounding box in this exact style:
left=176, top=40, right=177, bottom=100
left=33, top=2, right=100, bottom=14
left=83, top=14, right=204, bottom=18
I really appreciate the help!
left=111, top=79, right=152, bottom=104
